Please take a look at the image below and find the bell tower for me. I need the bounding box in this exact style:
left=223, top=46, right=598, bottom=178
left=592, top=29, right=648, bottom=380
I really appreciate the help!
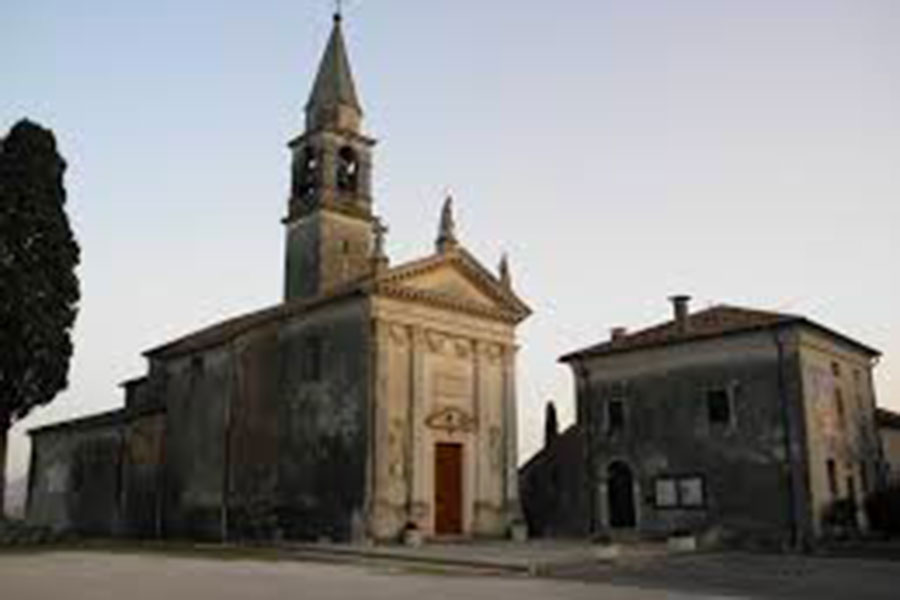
left=284, top=12, right=377, bottom=300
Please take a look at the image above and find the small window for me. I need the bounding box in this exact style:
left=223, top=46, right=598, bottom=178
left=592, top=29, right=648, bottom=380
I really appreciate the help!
left=191, top=355, right=205, bottom=373
left=679, top=477, right=705, bottom=507
left=655, top=478, right=678, bottom=508
left=607, top=400, right=625, bottom=432
left=831, top=361, right=842, bottom=377
left=707, top=388, right=732, bottom=426
left=827, top=459, right=838, bottom=498
left=846, top=475, right=856, bottom=503
left=835, top=388, right=846, bottom=429
left=654, top=475, right=706, bottom=509
left=302, top=335, right=323, bottom=382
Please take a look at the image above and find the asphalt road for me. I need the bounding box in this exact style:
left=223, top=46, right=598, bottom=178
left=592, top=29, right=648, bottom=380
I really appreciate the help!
left=0, top=551, right=738, bottom=600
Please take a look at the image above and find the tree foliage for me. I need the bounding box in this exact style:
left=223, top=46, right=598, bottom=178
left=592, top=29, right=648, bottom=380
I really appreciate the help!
left=544, top=400, right=559, bottom=448
left=0, top=120, right=80, bottom=425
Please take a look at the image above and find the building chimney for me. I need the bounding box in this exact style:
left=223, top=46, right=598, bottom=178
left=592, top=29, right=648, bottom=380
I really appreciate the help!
left=669, top=295, right=691, bottom=335
left=610, top=327, right=628, bottom=342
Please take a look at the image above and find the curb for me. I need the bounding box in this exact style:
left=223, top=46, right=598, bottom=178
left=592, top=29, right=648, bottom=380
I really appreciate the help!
left=280, top=543, right=620, bottom=576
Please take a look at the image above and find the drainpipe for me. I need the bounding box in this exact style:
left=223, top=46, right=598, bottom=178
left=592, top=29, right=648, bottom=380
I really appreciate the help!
left=774, top=328, right=799, bottom=549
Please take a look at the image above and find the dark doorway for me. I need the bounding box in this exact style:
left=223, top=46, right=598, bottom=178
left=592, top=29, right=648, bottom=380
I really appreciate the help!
left=434, top=443, right=463, bottom=535
left=607, top=461, right=636, bottom=528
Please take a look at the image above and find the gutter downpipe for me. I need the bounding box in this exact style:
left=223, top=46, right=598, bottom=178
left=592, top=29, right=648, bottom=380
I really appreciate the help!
left=774, top=327, right=799, bottom=550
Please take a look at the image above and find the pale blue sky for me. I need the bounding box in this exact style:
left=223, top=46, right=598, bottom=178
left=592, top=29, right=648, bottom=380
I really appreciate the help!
left=2, top=0, right=898, bottom=480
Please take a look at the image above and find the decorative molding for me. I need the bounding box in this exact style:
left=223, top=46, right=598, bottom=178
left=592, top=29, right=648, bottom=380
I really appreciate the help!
left=489, top=426, right=503, bottom=471
left=425, top=405, right=478, bottom=434
left=387, top=418, right=406, bottom=479
left=485, top=343, right=504, bottom=364
left=453, top=339, right=472, bottom=359
left=425, top=330, right=447, bottom=354
left=389, top=323, right=409, bottom=346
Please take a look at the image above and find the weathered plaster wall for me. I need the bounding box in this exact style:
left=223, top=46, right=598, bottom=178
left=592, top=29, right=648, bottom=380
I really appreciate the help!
left=284, top=211, right=372, bottom=300
left=284, top=215, right=321, bottom=299
left=568, top=330, right=810, bottom=543
left=881, top=427, right=900, bottom=482
left=227, top=324, right=281, bottom=538
left=797, top=329, right=880, bottom=533
left=155, top=297, right=370, bottom=542
left=277, top=298, right=370, bottom=541
left=28, top=419, right=124, bottom=536
left=160, top=346, right=233, bottom=540
left=123, top=411, right=165, bottom=538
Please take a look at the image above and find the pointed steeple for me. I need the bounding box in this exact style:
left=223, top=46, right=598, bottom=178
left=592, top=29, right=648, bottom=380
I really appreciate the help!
left=435, top=195, right=458, bottom=253
left=498, top=253, right=512, bottom=289
left=306, top=13, right=363, bottom=132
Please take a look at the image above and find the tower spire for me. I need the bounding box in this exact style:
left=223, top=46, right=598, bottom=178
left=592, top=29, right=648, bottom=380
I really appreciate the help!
left=306, top=8, right=362, bottom=131
left=435, top=195, right=458, bottom=253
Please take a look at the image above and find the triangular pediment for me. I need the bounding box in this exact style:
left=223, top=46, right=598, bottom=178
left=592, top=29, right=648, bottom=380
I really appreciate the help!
left=375, top=249, right=530, bottom=322
left=401, top=264, right=499, bottom=308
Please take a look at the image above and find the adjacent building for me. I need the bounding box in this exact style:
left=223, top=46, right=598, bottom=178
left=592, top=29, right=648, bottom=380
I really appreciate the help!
left=27, top=14, right=530, bottom=542
left=876, top=408, right=900, bottom=483
left=521, top=297, right=882, bottom=545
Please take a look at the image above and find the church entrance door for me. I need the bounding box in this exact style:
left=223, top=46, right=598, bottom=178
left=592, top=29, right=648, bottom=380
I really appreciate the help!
left=434, top=443, right=463, bottom=535
left=607, top=461, right=636, bottom=529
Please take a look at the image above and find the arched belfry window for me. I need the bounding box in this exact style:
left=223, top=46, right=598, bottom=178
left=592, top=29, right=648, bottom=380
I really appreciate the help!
left=295, top=146, right=319, bottom=198
left=336, top=145, right=359, bottom=193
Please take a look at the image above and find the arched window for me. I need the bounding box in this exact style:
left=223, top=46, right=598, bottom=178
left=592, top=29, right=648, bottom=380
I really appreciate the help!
left=336, top=145, right=359, bottom=192
left=294, top=146, right=319, bottom=198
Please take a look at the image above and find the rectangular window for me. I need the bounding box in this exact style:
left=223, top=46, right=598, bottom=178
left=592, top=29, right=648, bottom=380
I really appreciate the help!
left=831, top=361, right=842, bottom=377
left=655, top=478, right=678, bottom=508
left=302, top=335, right=323, bottom=382
left=607, top=399, right=625, bottom=432
left=654, top=475, right=706, bottom=509
left=679, top=477, right=706, bottom=507
left=707, top=388, right=732, bottom=426
left=827, top=459, right=838, bottom=498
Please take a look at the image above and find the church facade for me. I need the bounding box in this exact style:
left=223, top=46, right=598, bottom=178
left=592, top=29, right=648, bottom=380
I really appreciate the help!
left=26, top=15, right=530, bottom=542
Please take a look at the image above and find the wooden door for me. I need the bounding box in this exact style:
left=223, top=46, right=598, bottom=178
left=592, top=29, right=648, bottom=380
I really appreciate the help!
left=434, top=443, right=463, bottom=535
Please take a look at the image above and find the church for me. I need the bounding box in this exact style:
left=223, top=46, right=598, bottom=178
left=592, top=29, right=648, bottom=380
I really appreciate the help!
left=26, top=14, right=531, bottom=542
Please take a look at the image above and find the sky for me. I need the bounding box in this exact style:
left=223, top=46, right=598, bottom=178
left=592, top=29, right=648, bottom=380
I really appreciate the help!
left=1, top=0, right=898, bottom=482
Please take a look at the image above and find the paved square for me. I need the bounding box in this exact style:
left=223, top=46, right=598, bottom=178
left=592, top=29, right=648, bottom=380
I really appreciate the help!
left=0, top=551, right=736, bottom=600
